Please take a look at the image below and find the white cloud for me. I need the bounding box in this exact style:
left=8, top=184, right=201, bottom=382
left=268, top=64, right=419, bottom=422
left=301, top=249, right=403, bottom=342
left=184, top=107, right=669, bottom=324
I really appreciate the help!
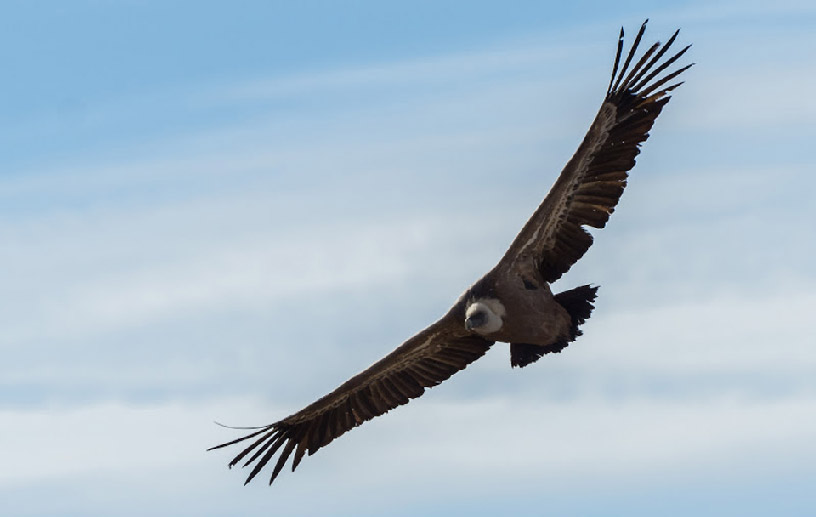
left=3, top=393, right=816, bottom=515
left=579, top=290, right=816, bottom=373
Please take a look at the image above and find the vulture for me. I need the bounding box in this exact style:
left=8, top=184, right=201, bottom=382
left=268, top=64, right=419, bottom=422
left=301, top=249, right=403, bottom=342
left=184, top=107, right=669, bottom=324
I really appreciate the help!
left=211, top=20, right=692, bottom=485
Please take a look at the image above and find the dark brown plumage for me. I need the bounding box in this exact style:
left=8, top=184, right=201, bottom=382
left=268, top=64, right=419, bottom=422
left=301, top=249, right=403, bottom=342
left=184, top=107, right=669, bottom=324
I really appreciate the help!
left=210, top=20, right=692, bottom=486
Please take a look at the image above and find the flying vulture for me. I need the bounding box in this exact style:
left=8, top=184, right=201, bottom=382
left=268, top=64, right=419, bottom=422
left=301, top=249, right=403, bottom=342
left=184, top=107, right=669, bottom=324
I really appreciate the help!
left=211, top=20, right=692, bottom=485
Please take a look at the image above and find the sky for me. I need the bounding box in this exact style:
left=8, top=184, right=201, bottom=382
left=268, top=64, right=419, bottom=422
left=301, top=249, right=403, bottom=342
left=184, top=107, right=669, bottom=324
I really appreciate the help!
left=1, top=0, right=815, bottom=515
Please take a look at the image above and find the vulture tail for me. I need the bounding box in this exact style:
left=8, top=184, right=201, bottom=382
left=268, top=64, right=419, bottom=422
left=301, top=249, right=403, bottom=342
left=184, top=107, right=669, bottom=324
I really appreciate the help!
left=510, top=285, right=599, bottom=368
left=554, top=284, right=599, bottom=341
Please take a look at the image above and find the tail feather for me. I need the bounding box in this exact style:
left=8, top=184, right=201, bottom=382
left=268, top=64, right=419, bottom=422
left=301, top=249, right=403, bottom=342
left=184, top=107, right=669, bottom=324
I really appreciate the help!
left=555, top=284, right=599, bottom=342
left=510, top=285, right=599, bottom=368
left=510, top=342, right=555, bottom=368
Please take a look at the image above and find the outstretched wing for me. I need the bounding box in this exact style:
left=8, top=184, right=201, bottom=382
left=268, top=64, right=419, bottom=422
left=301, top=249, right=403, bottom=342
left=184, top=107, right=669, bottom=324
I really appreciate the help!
left=500, top=20, right=693, bottom=283
left=210, top=315, right=493, bottom=485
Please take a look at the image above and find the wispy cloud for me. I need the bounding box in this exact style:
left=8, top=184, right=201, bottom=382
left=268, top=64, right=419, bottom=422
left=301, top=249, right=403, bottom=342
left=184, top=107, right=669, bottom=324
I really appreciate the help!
left=4, top=393, right=816, bottom=515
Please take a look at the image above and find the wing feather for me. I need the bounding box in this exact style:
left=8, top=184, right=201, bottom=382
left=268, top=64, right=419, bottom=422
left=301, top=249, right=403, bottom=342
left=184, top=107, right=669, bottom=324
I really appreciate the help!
left=210, top=317, right=493, bottom=485
left=500, top=20, right=693, bottom=283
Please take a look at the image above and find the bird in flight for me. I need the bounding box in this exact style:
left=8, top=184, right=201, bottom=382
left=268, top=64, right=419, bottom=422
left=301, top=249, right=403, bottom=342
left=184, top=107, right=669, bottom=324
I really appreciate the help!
left=211, top=20, right=692, bottom=486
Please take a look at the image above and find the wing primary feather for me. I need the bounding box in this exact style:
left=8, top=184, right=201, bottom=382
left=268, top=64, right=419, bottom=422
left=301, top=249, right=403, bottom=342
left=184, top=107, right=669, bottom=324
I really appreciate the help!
left=310, top=412, right=332, bottom=453
left=611, top=19, right=648, bottom=93
left=243, top=432, right=288, bottom=484
left=637, top=82, right=685, bottom=108
left=213, top=421, right=271, bottom=430
left=241, top=432, right=284, bottom=468
left=638, top=62, right=695, bottom=98
left=268, top=439, right=298, bottom=485
left=225, top=429, right=277, bottom=468
left=607, top=26, right=625, bottom=95
left=631, top=44, right=692, bottom=94
left=624, top=29, right=680, bottom=93
left=207, top=425, right=272, bottom=451
left=291, top=429, right=311, bottom=472
left=651, top=80, right=686, bottom=99
left=619, top=41, right=660, bottom=93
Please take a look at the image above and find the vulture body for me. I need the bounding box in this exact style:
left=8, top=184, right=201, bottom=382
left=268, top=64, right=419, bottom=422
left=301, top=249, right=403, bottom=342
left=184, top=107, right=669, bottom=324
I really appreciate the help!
left=211, top=20, right=693, bottom=485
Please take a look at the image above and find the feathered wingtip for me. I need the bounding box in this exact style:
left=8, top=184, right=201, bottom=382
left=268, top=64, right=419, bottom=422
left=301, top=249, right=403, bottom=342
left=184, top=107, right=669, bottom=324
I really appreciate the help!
left=211, top=417, right=330, bottom=486
left=606, top=19, right=694, bottom=104
left=208, top=423, right=288, bottom=485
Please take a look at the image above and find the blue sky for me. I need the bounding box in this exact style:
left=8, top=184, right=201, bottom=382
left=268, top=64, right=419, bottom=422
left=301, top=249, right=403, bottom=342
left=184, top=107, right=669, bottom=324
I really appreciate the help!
left=2, top=1, right=816, bottom=515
